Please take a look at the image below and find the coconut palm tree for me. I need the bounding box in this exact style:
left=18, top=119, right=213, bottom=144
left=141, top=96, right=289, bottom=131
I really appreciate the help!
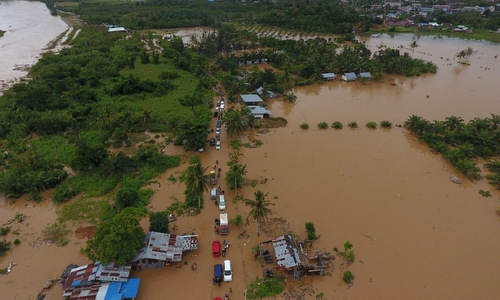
left=410, top=41, right=419, bottom=57
left=184, top=156, right=211, bottom=208
left=244, top=190, right=274, bottom=236
left=222, top=108, right=248, bottom=137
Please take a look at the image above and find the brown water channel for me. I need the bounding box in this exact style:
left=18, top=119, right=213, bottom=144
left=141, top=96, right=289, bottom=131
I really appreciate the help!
left=1, top=26, right=500, bottom=299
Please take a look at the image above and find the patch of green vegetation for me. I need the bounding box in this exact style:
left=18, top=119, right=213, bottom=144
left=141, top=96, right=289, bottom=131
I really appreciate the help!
left=348, top=121, right=358, bottom=128
left=0, top=226, right=11, bottom=236
left=42, top=222, right=71, bottom=246
left=317, top=122, right=329, bottom=129
left=332, top=121, right=343, bottom=129
left=305, top=222, right=317, bottom=240
left=478, top=190, right=492, bottom=197
left=0, top=240, right=11, bottom=256
left=380, top=120, right=392, bottom=128
left=168, top=174, right=177, bottom=183
left=58, top=197, right=110, bottom=223
left=231, top=139, right=241, bottom=150
left=231, top=214, right=243, bottom=225
left=343, top=270, right=354, bottom=285
left=365, top=121, right=377, bottom=129
left=14, top=238, right=21, bottom=245
left=246, top=277, right=285, bottom=299
left=300, top=123, right=309, bottom=129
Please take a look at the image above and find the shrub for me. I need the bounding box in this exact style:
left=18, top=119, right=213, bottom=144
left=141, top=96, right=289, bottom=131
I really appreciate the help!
left=343, top=270, right=354, bottom=284
left=0, top=240, right=11, bottom=256
left=305, top=222, right=317, bottom=240
left=231, top=214, right=243, bottom=225
left=53, top=182, right=80, bottom=204
left=0, top=226, right=11, bottom=236
left=167, top=174, right=177, bottom=183
left=332, top=121, right=343, bottom=129
left=380, top=120, right=393, bottom=128
left=246, top=277, right=285, bottom=299
left=42, top=223, right=70, bottom=247
left=365, top=121, right=377, bottom=129
left=348, top=121, right=358, bottom=128
left=14, top=239, right=21, bottom=245
left=317, top=122, right=329, bottom=129
left=300, top=122, right=309, bottom=129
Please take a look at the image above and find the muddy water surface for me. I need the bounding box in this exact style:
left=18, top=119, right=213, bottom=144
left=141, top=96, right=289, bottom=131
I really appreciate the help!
left=0, top=0, right=68, bottom=93
left=1, top=26, right=500, bottom=300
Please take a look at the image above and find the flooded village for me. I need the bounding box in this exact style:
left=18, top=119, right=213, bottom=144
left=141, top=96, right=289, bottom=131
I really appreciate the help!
left=2, top=1, right=500, bottom=300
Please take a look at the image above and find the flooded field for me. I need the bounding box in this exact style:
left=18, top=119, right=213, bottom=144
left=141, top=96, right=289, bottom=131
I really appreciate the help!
left=1, top=18, right=500, bottom=300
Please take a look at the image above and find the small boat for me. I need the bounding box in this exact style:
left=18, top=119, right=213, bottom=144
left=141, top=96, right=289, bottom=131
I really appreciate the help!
left=450, top=176, right=462, bottom=184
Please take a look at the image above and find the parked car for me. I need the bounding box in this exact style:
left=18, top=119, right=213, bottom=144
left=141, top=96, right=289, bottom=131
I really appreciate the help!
left=216, top=140, right=221, bottom=150
left=216, top=127, right=221, bottom=134
left=216, top=120, right=222, bottom=127
left=210, top=138, right=216, bottom=146
left=214, top=264, right=223, bottom=284
left=213, top=111, right=218, bottom=118
left=223, top=260, right=232, bottom=282
left=219, top=194, right=226, bottom=210
left=212, top=240, right=221, bottom=257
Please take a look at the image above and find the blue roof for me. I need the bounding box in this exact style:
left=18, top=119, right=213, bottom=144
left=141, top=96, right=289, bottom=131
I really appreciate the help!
left=358, top=72, right=372, bottom=78
left=103, top=278, right=140, bottom=300
left=121, top=278, right=140, bottom=298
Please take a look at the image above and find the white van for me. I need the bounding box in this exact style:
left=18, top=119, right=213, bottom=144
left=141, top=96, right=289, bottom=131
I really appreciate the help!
left=211, top=188, right=217, bottom=200
left=218, top=194, right=226, bottom=210
left=223, top=259, right=232, bottom=282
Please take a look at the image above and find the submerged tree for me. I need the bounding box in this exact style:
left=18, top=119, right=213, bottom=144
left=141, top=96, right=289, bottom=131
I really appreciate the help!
left=182, top=155, right=210, bottom=208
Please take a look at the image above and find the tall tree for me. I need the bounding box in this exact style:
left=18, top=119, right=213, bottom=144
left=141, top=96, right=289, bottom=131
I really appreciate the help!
left=84, top=207, right=145, bottom=265
left=244, top=190, right=274, bottom=236
left=149, top=211, right=170, bottom=233
left=183, top=155, right=210, bottom=208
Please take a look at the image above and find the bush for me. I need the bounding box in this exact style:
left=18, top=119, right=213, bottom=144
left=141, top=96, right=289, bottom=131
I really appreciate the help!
left=0, top=226, right=11, bottom=236
left=42, top=223, right=70, bottom=247
left=231, top=214, right=243, bottom=225
left=380, top=120, right=392, bottom=128
left=53, top=182, right=80, bottom=204
left=332, top=121, right=343, bottom=129
left=343, top=270, right=354, bottom=284
left=246, top=277, right=285, bottom=299
left=317, top=122, right=329, bottom=129
left=365, top=121, right=377, bottom=129
left=305, top=222, right=317, bottom=240
left=348, top=121, right=358, bottom=128
left=300, top=122, right=309, bottom=129
left=14, top=238, right=21, bottom=245
left=0, top=240, right=11, bottom=256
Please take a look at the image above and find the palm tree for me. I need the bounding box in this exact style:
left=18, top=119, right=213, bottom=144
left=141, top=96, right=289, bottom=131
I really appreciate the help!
left=244, top=190, right=274, bottom=236
left=184, top=157, right=211, bottom=208
left=410, top=41, right=419, bottom=57
left=222, top=108, right=247, bottom=137
left=444, top=115, right=464, bottom=131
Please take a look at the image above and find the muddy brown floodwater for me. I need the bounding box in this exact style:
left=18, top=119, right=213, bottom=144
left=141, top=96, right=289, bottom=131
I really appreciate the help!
left=2, top=25, right=500, bottom=300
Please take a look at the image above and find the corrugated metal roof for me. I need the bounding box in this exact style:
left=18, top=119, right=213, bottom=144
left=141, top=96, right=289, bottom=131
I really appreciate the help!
left=272, top=235, right=301, bottom=268
left=96, top=263, right=131, bottom=282
left=131, top=232, right=198, bottom=263
left=240, top=94, right=263, bottom=103
left=247, top=106, right=271, bottom=115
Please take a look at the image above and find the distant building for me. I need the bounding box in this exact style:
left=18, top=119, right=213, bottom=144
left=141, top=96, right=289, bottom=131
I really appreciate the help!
left=130, top=232, right=199, bottom=270
left=321, top=73, right=337, bottom=80
left=358, top=72, right=372, bottom=80
left=240, top=94, right=264, bottom=105
left=341, top=72, right=357, bottom=82
left=247, top=106, right=272, bottom=119
left=62, top=262, right=140, bottom=300
left=107, top=27, right=127, bottom=33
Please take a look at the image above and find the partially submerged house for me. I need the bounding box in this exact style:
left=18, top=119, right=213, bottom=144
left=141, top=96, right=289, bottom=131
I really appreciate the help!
left=247, top=106, right=272, bottom=119
left=256, top=87, right=277, bottom=98
left=358, top=72, right=372, bottom=80
left=240, top=94, right=264, bottom=105
left=341, top=72, right=357, bottom=82
left=130, top=232, right=199, bottom=270
left=62, top=262, right=140, bottom=300
left=321, top=73, right=337, bottom=80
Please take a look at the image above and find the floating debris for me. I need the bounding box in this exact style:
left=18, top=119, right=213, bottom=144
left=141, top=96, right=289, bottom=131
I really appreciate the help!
left=450, top=176, right=462, bottom=184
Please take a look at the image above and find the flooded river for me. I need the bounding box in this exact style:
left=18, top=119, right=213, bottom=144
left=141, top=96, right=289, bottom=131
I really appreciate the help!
left=1, top=6, right=500, bottom=300
left=0, top=0, right=68, bottom=93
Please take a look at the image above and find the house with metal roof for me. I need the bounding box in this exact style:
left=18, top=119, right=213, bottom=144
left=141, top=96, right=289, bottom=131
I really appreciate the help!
left=62, top=262, right=139, bottom=300
left=256, top=87, right=277, bottom=98
left=341, top=72, right=357, bottom=82
left=358, top=72, right=372, bottom=79
left=321, top=73, right=337, bottom=80
left=130, top=232, right=199, bottom=270
left=272, top=235, right=301, bottom=269
left=240, top=94, right=264, bottom=105
left=247, top=106, right=272, bottom=119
